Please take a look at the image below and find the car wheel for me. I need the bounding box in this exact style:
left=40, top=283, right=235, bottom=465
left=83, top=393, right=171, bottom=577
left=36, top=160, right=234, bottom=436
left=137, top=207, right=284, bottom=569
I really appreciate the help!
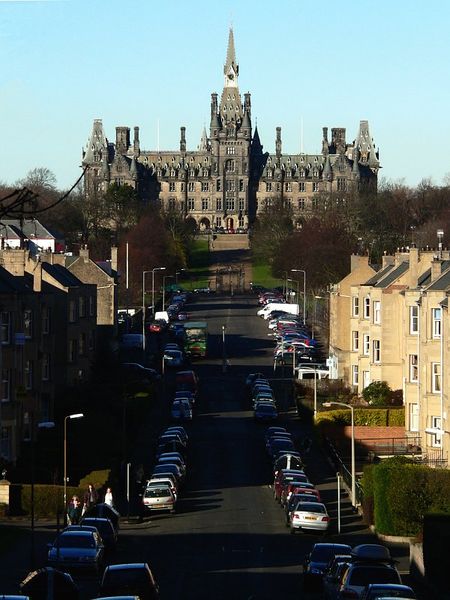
left=290, top=526, right=296, bottom=535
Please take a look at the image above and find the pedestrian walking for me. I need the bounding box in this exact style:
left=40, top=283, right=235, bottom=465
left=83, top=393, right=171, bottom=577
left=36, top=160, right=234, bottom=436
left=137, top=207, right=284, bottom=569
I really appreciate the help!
left=104, top=486, right=114, bottom=507
left=82, top=483, right=99, bottom=514
left=67, top=496, right=82, bottom=525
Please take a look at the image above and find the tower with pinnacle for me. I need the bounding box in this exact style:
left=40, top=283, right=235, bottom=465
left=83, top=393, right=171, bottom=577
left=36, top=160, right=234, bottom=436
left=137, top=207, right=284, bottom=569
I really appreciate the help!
left=81, top=28, right=379, bottom=232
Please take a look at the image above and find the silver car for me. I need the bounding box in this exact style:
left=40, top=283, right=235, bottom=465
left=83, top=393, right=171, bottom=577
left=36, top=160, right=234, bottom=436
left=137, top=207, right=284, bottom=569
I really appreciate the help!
left=289, top=501, right=330, bottom=534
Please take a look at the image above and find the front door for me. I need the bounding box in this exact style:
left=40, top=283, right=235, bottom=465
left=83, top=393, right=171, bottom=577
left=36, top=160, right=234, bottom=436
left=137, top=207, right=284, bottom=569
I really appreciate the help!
left=226, top=217, right=234, bottom=231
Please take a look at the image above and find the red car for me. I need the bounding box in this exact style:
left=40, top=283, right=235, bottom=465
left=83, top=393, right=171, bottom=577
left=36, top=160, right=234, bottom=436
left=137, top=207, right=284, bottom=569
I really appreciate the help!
left=273, top=469, right=308, bottom=503
left=282, top=484, right=321, bottom=507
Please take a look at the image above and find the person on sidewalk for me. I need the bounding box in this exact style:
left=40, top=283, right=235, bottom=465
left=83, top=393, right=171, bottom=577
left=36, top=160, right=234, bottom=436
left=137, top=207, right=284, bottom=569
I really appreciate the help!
left=67, top=496, right=82, bottom=525
left=104, top=487, right=114, bottom=507
left=82, top=483, right=99, bottom=514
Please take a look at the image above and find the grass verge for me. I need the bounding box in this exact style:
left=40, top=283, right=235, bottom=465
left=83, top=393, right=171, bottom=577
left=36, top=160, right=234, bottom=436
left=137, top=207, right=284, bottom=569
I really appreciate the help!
left=184, top=237, right=211, bottom=291
left=251, top=260, right=282, bottom=289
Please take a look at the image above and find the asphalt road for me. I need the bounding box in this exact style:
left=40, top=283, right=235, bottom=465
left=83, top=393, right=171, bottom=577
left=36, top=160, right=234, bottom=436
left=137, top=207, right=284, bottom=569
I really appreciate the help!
left=1, top=293, right=418, bottom=599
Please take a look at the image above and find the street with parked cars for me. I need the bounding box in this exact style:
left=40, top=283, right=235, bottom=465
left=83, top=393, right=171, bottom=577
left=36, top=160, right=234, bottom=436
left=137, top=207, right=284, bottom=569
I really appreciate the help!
left=0, top=288, right=424, bottom=599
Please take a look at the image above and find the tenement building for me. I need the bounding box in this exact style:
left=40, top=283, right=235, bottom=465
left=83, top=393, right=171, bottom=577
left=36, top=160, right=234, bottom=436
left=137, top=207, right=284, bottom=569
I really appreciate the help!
left=82, top=29, right=380, bottom=230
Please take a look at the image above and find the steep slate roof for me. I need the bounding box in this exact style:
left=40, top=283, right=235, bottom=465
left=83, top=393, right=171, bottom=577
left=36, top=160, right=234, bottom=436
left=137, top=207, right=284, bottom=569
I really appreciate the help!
left=427, top=264, right=450, bottom=291
left=373, top=261, right=409, bottom=288
left=42, top=263, right=83, bottom=287
left=0, top=265, right=31, bottom=293
left=363, top=264, right=396, bottom=286
left=2, top=219, right=54, bottom=240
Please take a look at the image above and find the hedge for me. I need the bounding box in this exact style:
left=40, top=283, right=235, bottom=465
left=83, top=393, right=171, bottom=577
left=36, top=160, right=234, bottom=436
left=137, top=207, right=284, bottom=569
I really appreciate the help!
left=367, top=457, right=450, bottom=536
left=316, top=407, right=404, bottom=427
left=361, top=464, right=375, bottom=525
left=9, top=470, right=110, bottom=518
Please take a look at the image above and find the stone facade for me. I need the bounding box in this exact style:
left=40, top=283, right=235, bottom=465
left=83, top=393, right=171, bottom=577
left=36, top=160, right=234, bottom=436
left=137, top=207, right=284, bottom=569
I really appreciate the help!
left=82, top=30, right=380, bottom=230
left=329, top=247, right=450, bottom=467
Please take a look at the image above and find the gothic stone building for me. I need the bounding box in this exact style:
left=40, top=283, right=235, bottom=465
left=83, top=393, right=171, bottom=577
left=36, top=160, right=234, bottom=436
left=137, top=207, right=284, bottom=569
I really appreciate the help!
left=82, top=29, right=380, bottom=231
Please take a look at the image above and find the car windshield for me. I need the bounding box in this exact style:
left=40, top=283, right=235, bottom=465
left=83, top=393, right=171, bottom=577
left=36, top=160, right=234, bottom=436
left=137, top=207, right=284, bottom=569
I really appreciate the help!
left=350, top=566, right=400, bottom=586
left=57, top=534, right=95, bottom=548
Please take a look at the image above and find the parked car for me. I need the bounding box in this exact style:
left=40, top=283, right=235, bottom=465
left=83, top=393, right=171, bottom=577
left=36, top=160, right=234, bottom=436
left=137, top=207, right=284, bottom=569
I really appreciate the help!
left=322, top=553, right=352, bottom=599
left=47, top=530, right=104, bottom=573
left=171, top=399, right=193, bottom=421
left=303, top=543, right=353, bottom=591
left=289, top=501, right=330, bottom=534
left=142, top=483, right=177, bottom=515
left=121, top=363, right=160, bottom=382
left=163, top=349, right=185, bottom=369
left=98, top=563, right=159, bottom=599
left=163, top=426, right=188, bottom=444
left=284, top=493, right=322, bottom=526
left=336, top=544, right=402, bottom=599
left=20, top=567, right=79, bottom=600
left=360, top=583, right=417, bottom=599
left=79, top=516, right=117, bottom=551
left=83, top=502, right=120, bottom=531
left=254, top=403, right=278, bottom=422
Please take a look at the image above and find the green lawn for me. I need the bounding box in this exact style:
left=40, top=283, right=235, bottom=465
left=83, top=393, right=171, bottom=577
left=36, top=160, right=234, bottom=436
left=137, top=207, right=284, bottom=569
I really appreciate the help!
left=251, top=261, right=282, bottom=289
left=184, top=237, right=211, bottom=291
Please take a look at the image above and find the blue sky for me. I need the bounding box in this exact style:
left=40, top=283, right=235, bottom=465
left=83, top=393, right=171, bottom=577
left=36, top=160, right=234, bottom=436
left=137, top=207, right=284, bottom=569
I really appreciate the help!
left=1, top=0, right=450, bottom=190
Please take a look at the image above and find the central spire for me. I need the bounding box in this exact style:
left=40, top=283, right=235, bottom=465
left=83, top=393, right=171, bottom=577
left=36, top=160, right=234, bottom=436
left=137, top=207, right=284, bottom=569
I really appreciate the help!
left=220, top=27, right=243, bottom=125
left=223, top=27, right=239, bottom=89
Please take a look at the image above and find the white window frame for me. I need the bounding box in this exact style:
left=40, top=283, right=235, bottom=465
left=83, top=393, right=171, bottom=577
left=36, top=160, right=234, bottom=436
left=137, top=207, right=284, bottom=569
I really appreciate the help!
left=432, top=362, right=441, bottom=393
left=410, top=305, right=419, bottom=334
left=25, top=360, right=33, bottom=390
left=363, top=296, right=370, bottom=319
left=352, top=331, right=359, bottom=352
left=432, top=308, right=441, bottom=338
left=409, top=403, right=419, bottom=432
left=409, top=354, right=418, bottom=383
left=373, top=339, right=381, bottom=363
left=373, top=300, right=381, bottom=325
left=352, top=296, right=359, bottom=317
left=431, top=416, right=442, bottom=447
left=363, top=334, right=370, bottom=356
left=352, top=365, right=359, bottom=386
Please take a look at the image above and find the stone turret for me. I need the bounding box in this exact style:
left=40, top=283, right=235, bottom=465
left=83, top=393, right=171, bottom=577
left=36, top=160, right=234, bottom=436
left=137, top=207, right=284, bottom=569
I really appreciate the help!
left=180, top=126, right=186, bottom=153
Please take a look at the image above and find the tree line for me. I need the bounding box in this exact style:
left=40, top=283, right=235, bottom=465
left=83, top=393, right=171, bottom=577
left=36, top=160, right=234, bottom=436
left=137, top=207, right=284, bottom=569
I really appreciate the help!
left=0, top=168, right=196, bottom=306
left=251, top=177, right=450, bottom=294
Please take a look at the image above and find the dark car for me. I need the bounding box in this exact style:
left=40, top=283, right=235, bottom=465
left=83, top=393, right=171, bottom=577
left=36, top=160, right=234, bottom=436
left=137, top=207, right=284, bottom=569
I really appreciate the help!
left=98, top=563, right=159, bottom=599
left=20, top=567, right=79, bottom=600
left=80, top=516, right=118, bottom=551
left=303, top=543, right=353, bottom=591
left=47, top=530, right=104, bottom=573
left=360, top=583, right=417, bottom=599
left=121, top=363, right=160, bottom=382
left=83, top=503, right=120, bottom=532
left=254, top=403, right=278, bottom=422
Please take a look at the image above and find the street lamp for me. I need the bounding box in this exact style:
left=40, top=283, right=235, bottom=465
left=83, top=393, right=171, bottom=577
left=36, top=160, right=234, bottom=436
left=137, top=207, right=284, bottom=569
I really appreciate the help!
left=291, top=269, right=306, bottom=325
left=175, top=269, right=186, bottom=285
left=323, top=401, right=355, bottom=507
left=63, top=413, right=84, bottom=515
left=31, top=419, right=55, bottom=568
left=151, top=267, right=166, bottom=322
left=142, top=267, right=165, bottom=351
left=222, top=325, right=227, bottom=373
left=162, top=275, right=174, bottom=310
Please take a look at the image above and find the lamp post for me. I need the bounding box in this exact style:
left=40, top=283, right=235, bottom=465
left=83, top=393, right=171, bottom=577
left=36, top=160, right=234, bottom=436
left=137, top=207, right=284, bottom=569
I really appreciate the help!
left=222, top=325, right=227, bottom=373
left=151, top=267, right=166, bottom=321
left=162, top=275, right=174, bottom=310
left=175, top=269, right=186, bottom=285
left=63, top=413, right=84, bottom=516
left=142, top=267, right=165, bottom=352
left=31, top=419, right=55, bottom=568
left=291, top=269, right=306, bottom=325
left=323, top=401, right=355, bottom=507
